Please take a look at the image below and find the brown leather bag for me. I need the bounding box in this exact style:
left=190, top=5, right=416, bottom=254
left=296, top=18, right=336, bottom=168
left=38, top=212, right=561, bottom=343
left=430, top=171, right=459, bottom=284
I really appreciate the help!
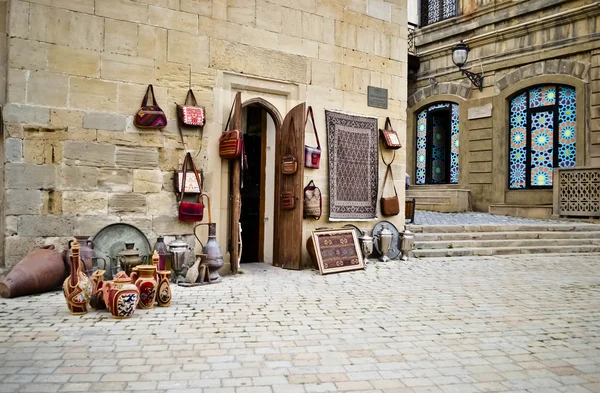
left=379, top=117, right=402, bottom=150
left=380, top=164, right=400, bottom=216
left=219, top=98, right=243, bottom=160
left=281, top=191, right=296, bottom=210
left=281, top=122, right=298, bottom=175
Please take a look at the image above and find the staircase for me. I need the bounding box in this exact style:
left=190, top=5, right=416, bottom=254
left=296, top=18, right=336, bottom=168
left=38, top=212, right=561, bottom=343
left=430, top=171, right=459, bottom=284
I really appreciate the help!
left=409, top=223, right=600, bottom=258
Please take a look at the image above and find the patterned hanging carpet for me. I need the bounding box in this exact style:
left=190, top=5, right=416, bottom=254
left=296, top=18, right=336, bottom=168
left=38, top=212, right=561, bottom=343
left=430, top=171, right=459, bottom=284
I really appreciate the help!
left=326, top=110, right=379, bottom=221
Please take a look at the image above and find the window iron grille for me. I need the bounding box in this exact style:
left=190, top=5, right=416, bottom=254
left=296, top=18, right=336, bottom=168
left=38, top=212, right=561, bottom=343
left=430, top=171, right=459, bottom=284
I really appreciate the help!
left=420, top=0, right=457, bottom=27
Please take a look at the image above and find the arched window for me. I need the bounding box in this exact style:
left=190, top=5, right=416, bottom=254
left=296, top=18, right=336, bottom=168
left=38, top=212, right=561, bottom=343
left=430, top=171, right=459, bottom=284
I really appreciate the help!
left=416, top=102, right=459, bottom=185
left=509, top=85, right=577, bottom=189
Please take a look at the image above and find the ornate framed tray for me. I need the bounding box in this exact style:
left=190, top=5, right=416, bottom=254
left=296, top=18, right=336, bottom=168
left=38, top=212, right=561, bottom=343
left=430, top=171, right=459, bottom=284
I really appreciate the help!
left=92, top=223, right=151, bottom=279
left=372, top=220, right=401, bottom=260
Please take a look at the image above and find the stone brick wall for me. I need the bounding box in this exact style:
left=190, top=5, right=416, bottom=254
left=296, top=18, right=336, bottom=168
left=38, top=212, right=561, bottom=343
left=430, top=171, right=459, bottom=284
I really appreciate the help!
left=2, top=0, right=407, bottom=269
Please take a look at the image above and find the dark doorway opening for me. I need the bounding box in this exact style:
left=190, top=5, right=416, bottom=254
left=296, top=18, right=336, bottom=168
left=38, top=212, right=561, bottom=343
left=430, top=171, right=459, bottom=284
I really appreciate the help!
left=426, top=108, right=452, bottom=184
left=240, top=105, right=266, bottom=263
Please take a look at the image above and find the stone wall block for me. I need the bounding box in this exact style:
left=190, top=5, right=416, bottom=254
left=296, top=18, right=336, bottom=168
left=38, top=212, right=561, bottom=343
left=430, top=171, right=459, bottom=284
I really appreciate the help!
left=575, top=61, right=590, bottom=79
left=101, top=55, right=156, bottom=85
left=545, top=59, right=559, bottom=74
left=167, top=31, right=210, bottom=66
left=521, top=64, right=534, bottom=79
left=116, top=147, right=159, bottom=169
left=138, top=25, right=168, bottom=61
left=5, top=138, right=23, bottom=162
left=83, top=112, right=127, bottom=131
left=181, top=0, right=212, bottom=17
left=154, top=61, right=191, bottom=89
left=162, top=172, right=175, bottom=192
left=64, top=141, right=116, bottom=167
left=9, top=38, right=48, bottom=71
left=534, top=61, right=545, bottom=76
left=95, top=0, right=149, bottom=23
left=69, top=77, right=118, bottom=112
left=6, top=189, right=43, bottom=215
left=6, top=163, right=56, bottom=189
left=62, top=191, right=108, bottom=215
left=104, top=19, right=138, bottom=56
left=507, top=70, right=520, bottom=85
left=18, top=215, right=77, bottom=237
left=558, top=59, right=574, bottom=75
left=5, top=236, right=47, bottom=268
left=152, top=215, right=194, bottom=235
left=27, top=71, right=69, bottom=107
left=48, top=46, right=101, bottom=78
left=75, top=216, right=121, bottom=236
left=133, top=169, right=163, bottom=193
left=69, top=12, right=105, bottom=51
left=109, top=193, right=148, bottom=214
left=6, top=217, right=18, bottom=236
left=98, top=168, right=133, bottom=192
left=149, top=5, right=199, bottom=34
left=147, top=192, right=178, bottom=216
left=3, top=104, right=50, bottom=124
left=58, top=165, right=99, bottom=190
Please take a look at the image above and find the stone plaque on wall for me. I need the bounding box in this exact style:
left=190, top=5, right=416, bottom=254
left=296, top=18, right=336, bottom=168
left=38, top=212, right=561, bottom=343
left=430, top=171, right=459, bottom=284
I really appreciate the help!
left=468, top=103, right=492, bottom=120
left=367, top=86, right=388, bottom=109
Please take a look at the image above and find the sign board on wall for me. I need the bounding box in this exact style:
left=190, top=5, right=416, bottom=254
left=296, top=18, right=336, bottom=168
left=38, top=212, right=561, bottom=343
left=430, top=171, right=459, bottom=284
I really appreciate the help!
left=367, top=86, right=388, bottom=109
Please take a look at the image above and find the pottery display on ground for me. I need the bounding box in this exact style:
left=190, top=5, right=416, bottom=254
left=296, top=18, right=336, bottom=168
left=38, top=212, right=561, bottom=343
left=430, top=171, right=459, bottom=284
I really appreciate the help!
left=131, top=265, right=157, bottom=309
left=195, top=223, right=224, bottom=282
left=156, top=270, right=172, bottom=307
left=118, top=243, right=148, bottom=276
left=89, top=270, right=106, bottom=310
left=0, top=245, right=67, bottom=298
left=62, top=240, right=88, bottom=315
left=101, top=275, right=140, bottom=319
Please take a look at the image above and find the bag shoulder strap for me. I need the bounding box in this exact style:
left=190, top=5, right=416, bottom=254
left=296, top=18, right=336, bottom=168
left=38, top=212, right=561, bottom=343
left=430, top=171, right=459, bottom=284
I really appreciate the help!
left=184, top=89, right=198, bottom=106
left=384, top=117, right=393, bottom=131
left=304, top=180, right=316, bottom=191
left=179, top=152, right=203, bottom=202
left=381, top=148, right=396, bottom=166
left=382, top=164, right=398, bottom=197
left=142, top=85, right=158, bottom=107
left=224, top=96, right=236, bottom=132
left=304, top=106, right=321, bottom=149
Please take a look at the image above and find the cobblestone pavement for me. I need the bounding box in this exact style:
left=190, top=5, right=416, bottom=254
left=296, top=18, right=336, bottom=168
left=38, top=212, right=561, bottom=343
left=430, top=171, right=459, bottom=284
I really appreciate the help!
left=411, top=211, right=588, bottom=226
left=1, top=255, right=600, bottom=393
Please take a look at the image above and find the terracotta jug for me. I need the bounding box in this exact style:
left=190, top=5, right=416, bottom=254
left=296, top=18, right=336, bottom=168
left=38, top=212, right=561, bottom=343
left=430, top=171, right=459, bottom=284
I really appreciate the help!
left=0, top=245, right=67, bottom=298
left=62, top=240, right=88, bottom=315
left=89, top=270, right=106, bottom=310
left=156, top=270, right=172, bottom=307
left=101, top=276, right=139, bottom=319
left=131, top=265, right=157, bottom=309
left=68, top=236, right=96, bottom=273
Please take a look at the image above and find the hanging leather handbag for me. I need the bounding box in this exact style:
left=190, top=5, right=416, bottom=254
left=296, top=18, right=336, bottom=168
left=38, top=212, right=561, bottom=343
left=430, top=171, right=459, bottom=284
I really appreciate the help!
left=303, top=181, right=322, bottom=219
left=134, top=85, right=167, bottom=129
left=176, top=89, right=205, bottom=127
left=281, top=191, right=296, bottom=210
left=178, top=152, right=209, bottom=222
left=379, top=117, right=402, bottom=150
left=281, top=122, right=298, bottom=175
left=304, top=106, right=321, bottom=169
left=219, top=99, right=243, bottom=160
left=380, top=164, right=400, bottom=216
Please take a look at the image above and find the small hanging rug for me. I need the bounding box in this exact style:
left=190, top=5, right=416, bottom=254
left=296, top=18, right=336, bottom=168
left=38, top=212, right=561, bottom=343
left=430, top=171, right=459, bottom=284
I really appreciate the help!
left=326, top=110, right=379, bottom=221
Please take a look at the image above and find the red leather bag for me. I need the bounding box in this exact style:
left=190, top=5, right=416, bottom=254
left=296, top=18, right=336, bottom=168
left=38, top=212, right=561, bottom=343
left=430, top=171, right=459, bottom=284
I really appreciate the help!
left=379, top=117, right=402, bottom=150
left=219, top=98, right=243, bottom=160
left=178, top=152, right=209, bottom=222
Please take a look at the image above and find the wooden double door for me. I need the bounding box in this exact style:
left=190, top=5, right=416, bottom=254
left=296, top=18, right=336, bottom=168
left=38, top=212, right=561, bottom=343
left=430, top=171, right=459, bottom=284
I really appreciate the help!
left=228, top=92, right=306, bottom=272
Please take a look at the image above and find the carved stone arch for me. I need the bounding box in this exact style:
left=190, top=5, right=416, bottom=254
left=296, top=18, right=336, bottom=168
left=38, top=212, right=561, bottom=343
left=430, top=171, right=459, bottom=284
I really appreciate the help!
left=408, top=81, right=472, bottom=109
left=406, top=94, right=468, bottom=186
left=241, top=97, right=283, bottom=129
left=495, top=59, right=590, bottom=94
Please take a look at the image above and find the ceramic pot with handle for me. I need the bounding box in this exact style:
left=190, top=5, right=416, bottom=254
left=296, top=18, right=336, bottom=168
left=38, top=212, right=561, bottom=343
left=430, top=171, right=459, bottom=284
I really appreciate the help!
left=101, top=276, right=139, bottom=319
left=156, top=270, right=172, bottom=307
left=131, top=265, right=157, bottom=309
left=62, top=240, right=88, bottom=315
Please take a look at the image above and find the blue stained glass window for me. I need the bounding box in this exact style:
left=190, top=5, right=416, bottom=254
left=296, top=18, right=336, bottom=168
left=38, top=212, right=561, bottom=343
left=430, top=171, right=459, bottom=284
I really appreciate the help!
left=508, top=85, right=576, bottom=189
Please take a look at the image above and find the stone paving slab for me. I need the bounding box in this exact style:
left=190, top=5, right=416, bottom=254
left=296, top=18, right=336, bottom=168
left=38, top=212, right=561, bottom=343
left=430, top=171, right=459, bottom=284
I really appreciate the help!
left=412, top=211, right=591, bottom=226
left=1, top=256, right=600, bottom=393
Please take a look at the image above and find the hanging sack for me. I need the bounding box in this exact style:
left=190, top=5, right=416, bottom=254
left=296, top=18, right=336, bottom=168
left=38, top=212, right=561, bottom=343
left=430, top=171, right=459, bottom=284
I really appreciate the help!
left=379, top=117, right=402, bottom=150
left=380, top=164, right=400, bottom=216
left=176, top=89, right=205, bottom=127
left=281, top=191, right=296, bottom=210
left=134, top=85, right=167, bottom=129
left=174, top=159, right=203, bottom=194
left=219, top=98, right=243, bottom=160
left=178, top=152, right=209, bottom=222
left=303, top=181, right=322, bottom=219
left=304, top=106, right=321, bottom=169
left=281, top=122, right=298, bottom=175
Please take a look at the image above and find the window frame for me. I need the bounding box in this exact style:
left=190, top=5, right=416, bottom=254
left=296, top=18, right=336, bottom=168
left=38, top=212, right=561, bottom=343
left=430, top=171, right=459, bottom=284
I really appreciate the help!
left=420, top=0, right=458, bottom=27
left=508, top=84, right=575, bottom=190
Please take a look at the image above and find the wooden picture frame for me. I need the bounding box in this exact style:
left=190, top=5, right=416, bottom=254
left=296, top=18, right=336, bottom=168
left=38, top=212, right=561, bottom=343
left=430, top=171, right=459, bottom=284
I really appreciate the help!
left=312, top=228, right=365, bottom=275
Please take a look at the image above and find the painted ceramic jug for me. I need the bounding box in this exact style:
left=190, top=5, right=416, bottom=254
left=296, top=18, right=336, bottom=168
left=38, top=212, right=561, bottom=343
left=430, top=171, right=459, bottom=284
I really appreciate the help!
left=156, top=270, right=172, bottom=307
left=131, top=265, right=157, bottom=309
left=102, top=276, right=139, bottom=319
left=89, top=270, right=106, bottom=310
left=62, top=240, right=88, bottom=315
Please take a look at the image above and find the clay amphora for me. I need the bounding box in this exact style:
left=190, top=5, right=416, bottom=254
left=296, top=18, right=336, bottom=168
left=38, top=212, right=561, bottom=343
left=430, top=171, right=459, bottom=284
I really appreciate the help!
left=62, top=240, right=88, bottom=315
left=156, top=270, right=172, bottom=307
left=89, top=270, right=106, bottom=310
left=0, top=245, right=67, bottom=298
left=102, top=276, right=139, bottom=319
left=131, top=265, right=157, bottom=309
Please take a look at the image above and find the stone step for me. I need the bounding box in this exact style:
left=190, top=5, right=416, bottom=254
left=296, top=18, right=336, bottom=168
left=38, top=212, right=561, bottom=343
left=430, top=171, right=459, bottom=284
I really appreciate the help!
left=412, top=245, right=600, bottom=258
left=417, top=230, right=600, bottom=242
left=416, top=238, right=600, bottom=250
left=408, top=224, right=600, bottom=233
left=406, top=188, right=470, bottom=213
left=488, top=204, right=553, bottom=220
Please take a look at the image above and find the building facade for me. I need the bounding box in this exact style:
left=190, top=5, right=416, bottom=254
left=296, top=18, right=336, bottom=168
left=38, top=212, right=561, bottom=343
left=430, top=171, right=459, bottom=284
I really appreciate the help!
left=0, top=0, right=408, bottom=272
left=407, top=0, right=599, bottom=218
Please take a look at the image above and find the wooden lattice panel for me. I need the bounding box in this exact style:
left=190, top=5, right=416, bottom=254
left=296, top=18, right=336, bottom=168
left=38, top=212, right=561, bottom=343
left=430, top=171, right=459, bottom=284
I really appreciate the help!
left=558, top=168, right=600, bottom=217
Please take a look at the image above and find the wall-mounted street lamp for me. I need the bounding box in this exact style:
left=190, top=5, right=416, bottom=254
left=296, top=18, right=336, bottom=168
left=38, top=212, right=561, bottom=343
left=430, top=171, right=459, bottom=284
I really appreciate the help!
left=452, top=41, right=484, bottom=91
